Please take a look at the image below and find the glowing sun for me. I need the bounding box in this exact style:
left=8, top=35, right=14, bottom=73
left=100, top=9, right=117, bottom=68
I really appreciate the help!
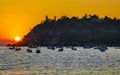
left=15, top=36, right=21, bottom=42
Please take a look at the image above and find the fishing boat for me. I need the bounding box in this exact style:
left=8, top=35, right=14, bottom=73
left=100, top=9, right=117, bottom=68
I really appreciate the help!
left=15, top=47, right=21, bottom=51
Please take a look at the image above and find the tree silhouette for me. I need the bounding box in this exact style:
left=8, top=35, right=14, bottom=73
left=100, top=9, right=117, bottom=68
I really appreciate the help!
left=16, top=14, right=120, bottom=46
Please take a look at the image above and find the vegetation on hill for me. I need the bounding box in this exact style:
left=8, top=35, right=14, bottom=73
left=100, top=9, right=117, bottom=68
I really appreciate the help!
left=17, top=14, right=120, bottom=46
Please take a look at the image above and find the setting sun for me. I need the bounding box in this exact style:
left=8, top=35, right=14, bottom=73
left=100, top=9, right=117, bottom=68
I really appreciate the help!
left=15, top=36, right=21, bottom=42
left=0, top=0, right=120, bottom=44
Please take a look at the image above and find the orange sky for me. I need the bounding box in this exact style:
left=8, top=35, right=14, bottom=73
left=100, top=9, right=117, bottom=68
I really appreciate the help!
left=0, top=0, right=120, bottom=43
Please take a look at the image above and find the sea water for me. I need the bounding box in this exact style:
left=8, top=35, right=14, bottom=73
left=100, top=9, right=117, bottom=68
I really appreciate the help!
left=0, top=46, right=120, bottom=75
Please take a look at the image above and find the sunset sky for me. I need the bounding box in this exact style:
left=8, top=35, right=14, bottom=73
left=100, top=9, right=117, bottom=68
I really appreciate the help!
left=0, top=0, right=120, bottom=44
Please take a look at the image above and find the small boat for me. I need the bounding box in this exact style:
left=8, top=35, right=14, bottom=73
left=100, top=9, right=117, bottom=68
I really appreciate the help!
left=47, top=46, right=55, bottom=50
left=58, top=48, right=63, bottom=52
left=36, top=50, right=41, bottom=53
left=98, top=47, right=108, bottom=52
left=27, top=49, right=32, bottom=53
left=9, top=46, right=15, bottom=49
left=71, top=47, right=77, bottom=50
left=15, top=47, right=21, bottom=51
left=94, top=46, right=108, bottom=52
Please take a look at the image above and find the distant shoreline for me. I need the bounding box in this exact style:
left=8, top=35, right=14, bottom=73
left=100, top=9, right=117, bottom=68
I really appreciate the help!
left=7, top=44, right=120, bottom=47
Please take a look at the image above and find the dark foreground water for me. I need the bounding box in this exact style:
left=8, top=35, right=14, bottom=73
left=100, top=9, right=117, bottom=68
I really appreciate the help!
left=0, top=46, right=120, bottom=75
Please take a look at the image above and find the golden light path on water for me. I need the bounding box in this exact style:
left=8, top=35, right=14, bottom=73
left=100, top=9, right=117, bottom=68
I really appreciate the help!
left=0, top=46, right=120, bottom=75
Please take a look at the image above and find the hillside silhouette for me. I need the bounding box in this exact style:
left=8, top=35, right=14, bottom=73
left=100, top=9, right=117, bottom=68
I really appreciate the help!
left=17, top=14, right=120, bottom=46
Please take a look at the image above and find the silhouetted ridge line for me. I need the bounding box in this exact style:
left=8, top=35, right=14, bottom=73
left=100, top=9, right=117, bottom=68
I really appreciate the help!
left=16, top=15, right=120, bottom=46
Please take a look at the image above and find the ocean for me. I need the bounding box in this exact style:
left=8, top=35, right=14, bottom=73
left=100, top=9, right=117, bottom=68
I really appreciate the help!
left=0, top=46, right=120, bottom=75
